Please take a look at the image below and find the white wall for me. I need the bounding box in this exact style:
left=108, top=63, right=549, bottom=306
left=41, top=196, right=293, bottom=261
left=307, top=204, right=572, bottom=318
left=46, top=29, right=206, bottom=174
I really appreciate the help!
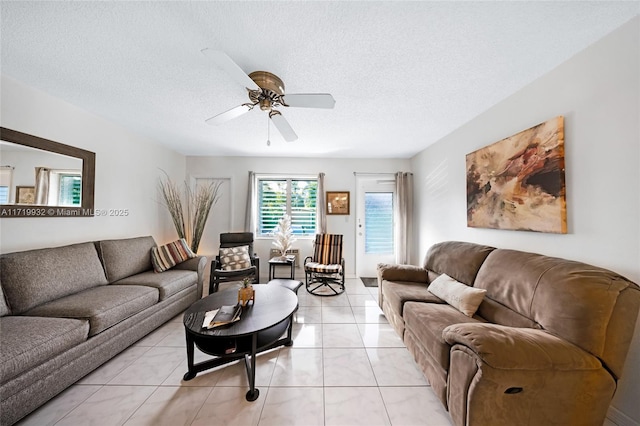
left=411, top=17, right=639, bottom=424
left=186, top=156, right=410, bottom=282
left=0, top=75, right=186, bottom=253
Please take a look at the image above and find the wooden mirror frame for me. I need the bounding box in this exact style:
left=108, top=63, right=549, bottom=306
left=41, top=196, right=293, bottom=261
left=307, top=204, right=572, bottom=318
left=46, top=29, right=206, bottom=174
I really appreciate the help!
left=0, top=127, right=95, bottom=217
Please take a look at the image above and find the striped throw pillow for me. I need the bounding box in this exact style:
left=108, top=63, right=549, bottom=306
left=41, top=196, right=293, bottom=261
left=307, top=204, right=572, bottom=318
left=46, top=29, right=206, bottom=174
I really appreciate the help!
left=151, top=238, right=196, bottom=273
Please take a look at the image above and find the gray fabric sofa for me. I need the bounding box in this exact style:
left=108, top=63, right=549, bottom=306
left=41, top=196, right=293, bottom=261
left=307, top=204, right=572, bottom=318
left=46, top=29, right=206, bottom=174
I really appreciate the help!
left=0, top=236, right=206, bottom=426
left=378, top=241, right=640, bottom=426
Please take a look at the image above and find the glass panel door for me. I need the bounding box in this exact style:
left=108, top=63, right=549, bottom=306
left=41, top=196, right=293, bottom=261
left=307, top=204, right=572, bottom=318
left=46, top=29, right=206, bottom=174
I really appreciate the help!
left=365, top=192, right=394, bottom=254
left=356, top=177, right=396, bottom=278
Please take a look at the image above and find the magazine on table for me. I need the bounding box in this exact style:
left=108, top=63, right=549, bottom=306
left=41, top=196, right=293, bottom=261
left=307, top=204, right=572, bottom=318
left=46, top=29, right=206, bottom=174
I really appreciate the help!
left=202, top=303, right=242, bottom=329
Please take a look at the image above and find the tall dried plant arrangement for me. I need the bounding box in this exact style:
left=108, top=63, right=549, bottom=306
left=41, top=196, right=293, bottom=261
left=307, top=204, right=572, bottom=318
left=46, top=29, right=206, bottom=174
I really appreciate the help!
left=158, top=176, right=186, bottom=241
left=158, top=172, right=222, bottom=253
left=272, top=214, right=296, bottom=259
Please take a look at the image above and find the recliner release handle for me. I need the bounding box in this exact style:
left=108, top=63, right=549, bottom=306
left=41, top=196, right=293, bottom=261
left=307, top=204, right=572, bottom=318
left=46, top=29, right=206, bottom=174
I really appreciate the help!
left=504, top=387, right=523, bottom=394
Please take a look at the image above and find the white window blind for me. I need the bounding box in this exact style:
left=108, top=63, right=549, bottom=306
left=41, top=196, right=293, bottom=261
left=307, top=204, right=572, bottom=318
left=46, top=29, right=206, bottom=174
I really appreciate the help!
left=0, top=167, right=13, bottom=204
left=258, top=178, right=317, bottom=237
left=58, top=174, right=82, bottom=206
left=0, top=187, right=8, bottom=204
left=365, top=192, right=394, bottom=254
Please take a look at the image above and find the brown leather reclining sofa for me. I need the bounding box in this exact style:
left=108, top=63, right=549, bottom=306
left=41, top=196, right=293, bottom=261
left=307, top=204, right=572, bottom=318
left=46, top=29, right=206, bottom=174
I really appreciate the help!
left=377, top=241, right=640, bottom=426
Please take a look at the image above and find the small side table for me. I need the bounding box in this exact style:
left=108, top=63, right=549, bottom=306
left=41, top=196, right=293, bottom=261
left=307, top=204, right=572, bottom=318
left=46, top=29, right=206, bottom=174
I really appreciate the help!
left=268, top=256, right=296, bottom=280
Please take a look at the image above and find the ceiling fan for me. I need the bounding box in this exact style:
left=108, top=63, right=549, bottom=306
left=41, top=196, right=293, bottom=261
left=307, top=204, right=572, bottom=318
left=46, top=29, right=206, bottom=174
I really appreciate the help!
left=202, top=49, right=335, bottom=142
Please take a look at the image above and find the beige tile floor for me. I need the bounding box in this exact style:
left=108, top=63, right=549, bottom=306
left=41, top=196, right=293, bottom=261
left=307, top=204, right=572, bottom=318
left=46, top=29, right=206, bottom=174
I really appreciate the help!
left=17, top=278, right=454, bottom=426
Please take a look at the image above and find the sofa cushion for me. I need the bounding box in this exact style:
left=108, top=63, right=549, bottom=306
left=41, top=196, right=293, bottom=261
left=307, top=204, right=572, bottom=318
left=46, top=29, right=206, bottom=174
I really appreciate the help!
left=382, top=280, right=445, bottom=318
left=474, top=249, right=632, bottom=363
left=113, top=270, right=196, bottom=300
left=25, top=285, right=158, bottom=336
left=151, top=238, right=196, bottom=273
left=423, top=241, right=495, bottom=285
left=428, top=273, right=486, bottom=317
left=404, top=302, right=482, bottom=372
left=0, top=284, right=10, bottom=316
left=305, top=262, right=342, bottom=274
left=96, top=236, right=156, bottom=282
left=0, top=242, right=108, bottom=314
left=0, top=316, right=89, bottom=383
left=476, top=297, right=541, bottom=329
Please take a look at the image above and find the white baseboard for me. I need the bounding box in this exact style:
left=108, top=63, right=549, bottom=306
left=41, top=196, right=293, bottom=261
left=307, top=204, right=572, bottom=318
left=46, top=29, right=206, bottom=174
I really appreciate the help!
left=607, top=405, right=639, bottom=426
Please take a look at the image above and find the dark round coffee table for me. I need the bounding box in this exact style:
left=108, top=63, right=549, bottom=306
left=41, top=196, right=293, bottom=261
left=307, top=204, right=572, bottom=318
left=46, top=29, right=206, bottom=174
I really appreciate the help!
left=182, top=285, right=298, bottom=401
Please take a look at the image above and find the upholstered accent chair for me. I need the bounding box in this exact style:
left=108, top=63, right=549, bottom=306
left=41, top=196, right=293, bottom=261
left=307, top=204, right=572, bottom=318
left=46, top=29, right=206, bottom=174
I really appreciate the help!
left=304, top=234, right=345, bottom=296
left=209, top=232, right=259, bottom=294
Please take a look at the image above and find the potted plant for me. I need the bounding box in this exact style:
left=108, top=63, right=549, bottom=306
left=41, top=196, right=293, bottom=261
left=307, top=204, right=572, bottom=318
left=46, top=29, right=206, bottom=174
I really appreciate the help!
left=238, top=277, right=255, bottom=306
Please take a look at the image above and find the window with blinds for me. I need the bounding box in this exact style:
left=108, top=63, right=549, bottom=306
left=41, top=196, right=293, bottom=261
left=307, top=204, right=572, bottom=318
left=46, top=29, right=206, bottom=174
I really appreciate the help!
left=258, top=178, right=317, bottom=237
left=58, top=174, right=82, bottom=206
left=365, top=192, right=394, bottom=254
left=0, top=167, right=12, bottom=204
left=0, top=187, right=8, bottom=204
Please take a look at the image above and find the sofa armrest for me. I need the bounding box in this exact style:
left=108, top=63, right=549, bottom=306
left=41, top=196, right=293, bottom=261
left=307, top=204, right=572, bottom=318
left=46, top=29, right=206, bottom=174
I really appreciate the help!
left=377, top=263, right=429, bottom=310
left=442, top=323, right=601, bottom=371
left=377, top=263, right=428, bottom=283
left=174, top=255, right=207, bottom=299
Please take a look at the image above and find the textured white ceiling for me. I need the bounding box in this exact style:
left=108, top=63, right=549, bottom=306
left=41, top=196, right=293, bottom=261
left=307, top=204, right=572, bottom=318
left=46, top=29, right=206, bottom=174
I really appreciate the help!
left=1, top=2, right=638, bottom=158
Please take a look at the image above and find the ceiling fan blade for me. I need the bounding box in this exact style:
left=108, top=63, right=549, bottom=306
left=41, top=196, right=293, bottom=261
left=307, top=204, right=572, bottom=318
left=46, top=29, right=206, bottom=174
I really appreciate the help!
left=201, top=48, right=260, bottom=91
left=282, top=93, right=336, bottom=109
left=205, top=104, right=253, bottom=126
left=270, top=111, right=298, bottom=142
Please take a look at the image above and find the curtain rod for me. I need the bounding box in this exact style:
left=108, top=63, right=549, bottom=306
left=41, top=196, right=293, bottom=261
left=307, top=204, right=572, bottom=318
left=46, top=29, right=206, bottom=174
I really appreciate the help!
left=252, top=172, right=319, bottom=177
left=353, top=172, right=397, bottom=176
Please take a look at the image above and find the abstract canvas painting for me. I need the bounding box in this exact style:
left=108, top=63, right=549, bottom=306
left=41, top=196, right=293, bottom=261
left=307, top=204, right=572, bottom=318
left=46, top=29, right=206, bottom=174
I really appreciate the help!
left=466, top=116, right=567, bottom=233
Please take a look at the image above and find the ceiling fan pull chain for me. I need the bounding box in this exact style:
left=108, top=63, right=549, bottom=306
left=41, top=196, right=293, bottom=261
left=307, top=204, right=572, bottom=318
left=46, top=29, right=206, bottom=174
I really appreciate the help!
left=266, top=118, right=271, bottom=147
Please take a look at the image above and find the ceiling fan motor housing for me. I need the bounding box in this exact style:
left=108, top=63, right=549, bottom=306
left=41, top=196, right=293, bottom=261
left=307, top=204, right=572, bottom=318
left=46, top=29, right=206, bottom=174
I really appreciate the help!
left=248, top=71, right=286, bottom=110
left=249, top=71, right=285, bottom=94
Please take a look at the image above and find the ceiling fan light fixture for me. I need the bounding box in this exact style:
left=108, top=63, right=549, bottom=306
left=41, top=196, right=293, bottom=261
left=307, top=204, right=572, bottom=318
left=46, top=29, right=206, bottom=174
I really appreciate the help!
left=259, top=98, right=272, bottom=111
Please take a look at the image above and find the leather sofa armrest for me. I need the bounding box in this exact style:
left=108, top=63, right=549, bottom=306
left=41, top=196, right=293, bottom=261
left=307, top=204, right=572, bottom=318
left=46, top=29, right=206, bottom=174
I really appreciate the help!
left=442, top=323, right=601, bottom=371
left=377, top=263, right=428, bottom=283
left=174, top=256, right=207, bottom=299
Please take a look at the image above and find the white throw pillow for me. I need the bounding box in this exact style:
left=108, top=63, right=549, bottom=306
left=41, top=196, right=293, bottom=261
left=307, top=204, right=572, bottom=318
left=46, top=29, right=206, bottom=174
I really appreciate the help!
left=428, top=273, right=487, bottom=317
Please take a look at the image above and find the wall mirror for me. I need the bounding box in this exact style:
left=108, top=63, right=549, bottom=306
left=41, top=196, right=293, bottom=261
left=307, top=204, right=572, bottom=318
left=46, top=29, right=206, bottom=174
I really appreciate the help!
left=0, top=127, right=95, bottom=217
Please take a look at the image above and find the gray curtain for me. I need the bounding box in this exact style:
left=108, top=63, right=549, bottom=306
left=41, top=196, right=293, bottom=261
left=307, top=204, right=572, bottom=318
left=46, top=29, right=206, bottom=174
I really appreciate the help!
left=244, top=171, right=256, bottom=233
left=317, top=172, right=326, bottom=234
left=34, top=167, right=50, bottom=205
left=395, top=172, right=413, bottom=264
